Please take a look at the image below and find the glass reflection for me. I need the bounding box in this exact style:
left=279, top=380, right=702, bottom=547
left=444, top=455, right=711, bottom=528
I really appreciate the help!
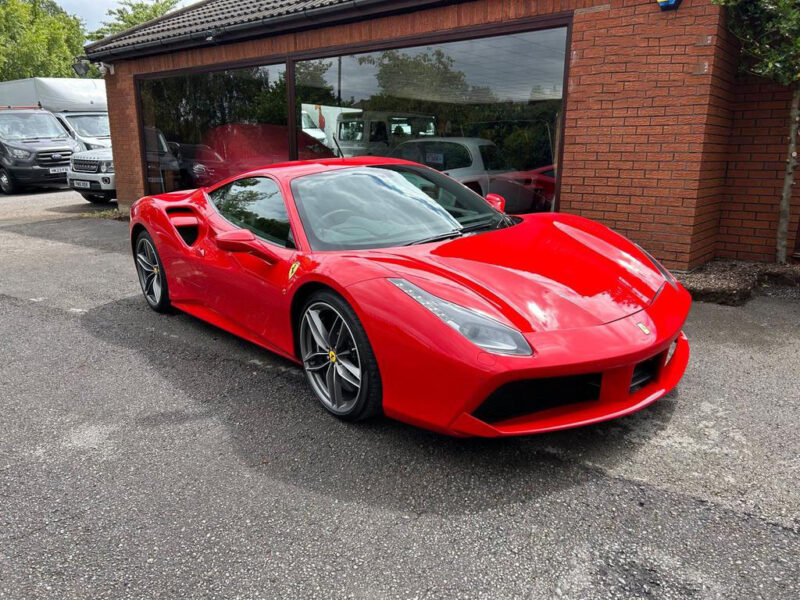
left=296, top=28, right=567, bottom=213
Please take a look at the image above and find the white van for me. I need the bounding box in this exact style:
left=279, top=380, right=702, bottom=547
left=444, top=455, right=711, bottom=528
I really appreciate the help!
left=335, top=111, right=435, bottom=157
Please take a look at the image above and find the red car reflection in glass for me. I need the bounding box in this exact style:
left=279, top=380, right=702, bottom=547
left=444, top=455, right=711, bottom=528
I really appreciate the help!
left=198, top=123, right=336, bottom=184
left=130, top=157, right=690, bottom=437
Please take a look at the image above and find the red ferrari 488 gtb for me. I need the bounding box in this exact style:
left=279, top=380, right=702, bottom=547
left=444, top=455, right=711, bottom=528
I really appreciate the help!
left=130, top=157, right=690, bottom=437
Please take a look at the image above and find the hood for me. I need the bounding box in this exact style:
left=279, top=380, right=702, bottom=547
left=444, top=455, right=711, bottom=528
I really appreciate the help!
left=72, top=147, right=113, bottom=161
left=363, top=215, right=666, bottom=333
left=81, top=137, right=112, bottom=148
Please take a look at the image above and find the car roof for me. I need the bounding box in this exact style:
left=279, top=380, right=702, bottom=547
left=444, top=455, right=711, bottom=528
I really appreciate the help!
left=239, top=156, right=419, bottom=181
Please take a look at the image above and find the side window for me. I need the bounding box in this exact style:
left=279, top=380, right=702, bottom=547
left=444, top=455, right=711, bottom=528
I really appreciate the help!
left=213, top=177, right=294, bottom=247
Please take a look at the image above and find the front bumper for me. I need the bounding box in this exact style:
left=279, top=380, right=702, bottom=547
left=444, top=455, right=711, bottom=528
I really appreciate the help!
left=347, top=278, right=691, bottom=437
left=6, top=164, right=68, bottom=184
left=67, top=169, right=116, bottom=193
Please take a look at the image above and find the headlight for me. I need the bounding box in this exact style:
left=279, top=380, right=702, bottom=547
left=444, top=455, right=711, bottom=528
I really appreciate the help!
left=99, top=161, right=114, bottom=173
left=85, top=142, right=105, bottom=150
left=192, top=163, right=208, bottom=174
left=635, top=244, right=676, bottom=285
left=390, top=279, right=532, bottom=356
left=9, top=148, right=31, bottom=159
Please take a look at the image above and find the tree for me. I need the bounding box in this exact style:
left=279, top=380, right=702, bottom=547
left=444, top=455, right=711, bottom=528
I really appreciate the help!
left=89, top=0, right=180, bottom=40
left=0, top=0, right=84, bottom=80
left=714, top=0, right=800, bottom=263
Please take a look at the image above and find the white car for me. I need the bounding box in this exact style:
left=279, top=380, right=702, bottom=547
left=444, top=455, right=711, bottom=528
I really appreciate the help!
left=67, top=147, right=116, bottom=203
left=391, top=137, right=546, bottom=214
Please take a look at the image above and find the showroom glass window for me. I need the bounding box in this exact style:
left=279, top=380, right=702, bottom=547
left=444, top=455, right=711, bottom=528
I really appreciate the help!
left=294, top=27, right=567, bottom=212
left=138, top=64, right=291, bottom=195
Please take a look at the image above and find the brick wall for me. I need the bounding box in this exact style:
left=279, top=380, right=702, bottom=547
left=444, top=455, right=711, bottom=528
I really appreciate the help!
left=559, top=0, right=732, bottom=269
left=718, top=78, right=800, bottom=261
left=103, top=0, right=778, bottom=269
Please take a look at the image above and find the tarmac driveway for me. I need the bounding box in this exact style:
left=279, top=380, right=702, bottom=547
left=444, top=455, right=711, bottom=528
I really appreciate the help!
left=1, top=190, right=798, bottom=599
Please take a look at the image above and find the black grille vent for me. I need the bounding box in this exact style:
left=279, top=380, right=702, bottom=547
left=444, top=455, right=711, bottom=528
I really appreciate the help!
left=629, top=355, right=662, bottom=393
left=474, top=374, right=602, bottom=424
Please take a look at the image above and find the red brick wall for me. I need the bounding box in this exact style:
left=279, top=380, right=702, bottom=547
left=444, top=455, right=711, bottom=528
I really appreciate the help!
left=559, top=0, right=732, bottom=269
left=718, top=78, right=800, bottom=261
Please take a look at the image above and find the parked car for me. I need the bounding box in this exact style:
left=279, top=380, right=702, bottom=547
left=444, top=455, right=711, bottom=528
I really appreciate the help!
left=503, top=164, right=556, bottom=207
left=129, top=156, right=690, bottom=437
left=0, top=108, right=80, bottom=194
left=67, top=147, right=115, bottom=203
left=335, top=111, right=436, bottom=157
left=168, top=143, right=226, bottom=189
left=390, top=137, right=549, bottom=213
left=54, top=112, right=111, bottom=151
left=0, top=78, right=109, bottom=151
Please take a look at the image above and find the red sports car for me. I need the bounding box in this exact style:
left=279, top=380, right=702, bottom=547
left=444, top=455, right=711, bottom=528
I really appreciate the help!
left=130, top=157, right=690, bottom=437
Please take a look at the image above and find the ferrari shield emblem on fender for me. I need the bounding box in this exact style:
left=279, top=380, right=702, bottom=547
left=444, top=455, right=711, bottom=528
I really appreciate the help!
left=288, top=262, right=300, bottom=280
left=637, top=323, right=651, bottom=335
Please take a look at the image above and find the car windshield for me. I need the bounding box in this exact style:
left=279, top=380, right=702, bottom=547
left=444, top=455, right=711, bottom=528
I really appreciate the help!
left=291, top=165, right=505, bottom=251
left=301, top=113, right=316, bottom=129
left=0, top=112, right=67, bottom=141
left=65, top=114, right=110, bottom=138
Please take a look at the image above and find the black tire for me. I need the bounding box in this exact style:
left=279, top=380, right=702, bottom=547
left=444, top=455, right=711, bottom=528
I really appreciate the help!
left=0, top=168, right=17, bottom=195
left=80, top=192, right=113, bottom=204
left=299, top=290, right=382, bottom=421
left=133, top=230, right=171, bottom=313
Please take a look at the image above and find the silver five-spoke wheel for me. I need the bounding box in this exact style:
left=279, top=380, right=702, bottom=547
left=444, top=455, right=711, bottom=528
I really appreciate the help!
left=300, top=301, right=362, bottom=415
left=135, top=237, right=163, bottom=306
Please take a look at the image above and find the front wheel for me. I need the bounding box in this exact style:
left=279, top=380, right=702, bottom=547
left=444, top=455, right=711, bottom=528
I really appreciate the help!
left=134, top=230, right=171, bottom=313
left=299, top=290, right=382, bottom=421
left=0, top=168, right=17, bottom=194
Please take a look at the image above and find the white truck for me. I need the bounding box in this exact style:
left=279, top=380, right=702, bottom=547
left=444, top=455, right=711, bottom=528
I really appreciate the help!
left=0, top=78, right=110, bottom=151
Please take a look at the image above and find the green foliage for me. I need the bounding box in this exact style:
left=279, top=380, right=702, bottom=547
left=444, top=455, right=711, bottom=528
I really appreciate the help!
left=714, top=0, right=800, bottom=86
left=89, top=0, right=180, bottom=41
left=0, top=0, right=85, bottom=80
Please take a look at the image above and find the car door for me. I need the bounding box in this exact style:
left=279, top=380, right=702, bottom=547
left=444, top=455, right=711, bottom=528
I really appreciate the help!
left=201, top=176, right=297, bottom=346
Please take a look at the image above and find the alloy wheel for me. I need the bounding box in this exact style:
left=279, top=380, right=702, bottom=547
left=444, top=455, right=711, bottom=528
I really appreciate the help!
left=300, top=301, right=362, bottom=414
left=135, top=237, right=163, bottom=306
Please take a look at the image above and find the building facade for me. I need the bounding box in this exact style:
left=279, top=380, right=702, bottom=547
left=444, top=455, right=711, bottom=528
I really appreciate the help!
left=85, top=0, right=800, bottom=269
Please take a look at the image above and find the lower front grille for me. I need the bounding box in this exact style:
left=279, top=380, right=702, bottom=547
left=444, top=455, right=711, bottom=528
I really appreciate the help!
left=629, top=355, right=662, bottom=393
left=473, top=373, right=602, bottom=424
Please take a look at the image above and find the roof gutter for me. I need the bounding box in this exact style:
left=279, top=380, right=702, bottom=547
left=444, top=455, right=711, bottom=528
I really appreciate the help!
left=85, top=0, right=461, bottom=62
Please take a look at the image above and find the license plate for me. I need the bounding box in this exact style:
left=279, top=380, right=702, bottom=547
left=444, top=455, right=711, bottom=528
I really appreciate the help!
left=72, top=180, right=91, bottom=189
left=49, top=167, right=68, bottom=174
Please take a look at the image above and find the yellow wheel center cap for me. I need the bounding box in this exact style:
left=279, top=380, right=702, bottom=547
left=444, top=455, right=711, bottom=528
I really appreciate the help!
left=328, top=350, right=337, bottom=363
left=153, top=266, right=159, bottom=275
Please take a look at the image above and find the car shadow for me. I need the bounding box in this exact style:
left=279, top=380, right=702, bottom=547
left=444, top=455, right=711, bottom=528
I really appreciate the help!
left=81, top=296, right=678, bottom=515
left=2, top=217, right=129, bottom=254
left=46, top=200, right=118, bottom=215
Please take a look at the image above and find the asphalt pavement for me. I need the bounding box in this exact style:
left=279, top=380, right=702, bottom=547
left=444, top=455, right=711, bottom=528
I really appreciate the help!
left=1, top=190, right=798, bottom=599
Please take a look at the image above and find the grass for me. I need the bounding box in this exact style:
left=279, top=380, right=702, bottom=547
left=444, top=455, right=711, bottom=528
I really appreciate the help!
left=78, top=207, right=129, bottom=221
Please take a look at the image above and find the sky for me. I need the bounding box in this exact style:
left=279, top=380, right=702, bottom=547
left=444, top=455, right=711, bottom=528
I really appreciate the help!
left=59, top=0, right=195, bottom=32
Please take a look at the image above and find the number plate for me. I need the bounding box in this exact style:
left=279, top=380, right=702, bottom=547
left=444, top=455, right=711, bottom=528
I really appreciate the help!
left=72, top=180, right=91, bottom=189
left=49, top=167, right=68, bottom=174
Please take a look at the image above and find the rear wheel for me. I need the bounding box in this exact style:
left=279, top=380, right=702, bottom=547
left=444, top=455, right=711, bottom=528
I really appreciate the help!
left=0, top=169, right=17, bottom=194
left=299, top=290, right=382, bottom=421
left=134, top=230, right=171, bottom=313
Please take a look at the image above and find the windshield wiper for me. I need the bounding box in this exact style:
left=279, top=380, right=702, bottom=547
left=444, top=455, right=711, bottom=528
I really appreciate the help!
left=404, top=229, right=463, bottom=246
left=460, top=217, right=503, bottom=233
